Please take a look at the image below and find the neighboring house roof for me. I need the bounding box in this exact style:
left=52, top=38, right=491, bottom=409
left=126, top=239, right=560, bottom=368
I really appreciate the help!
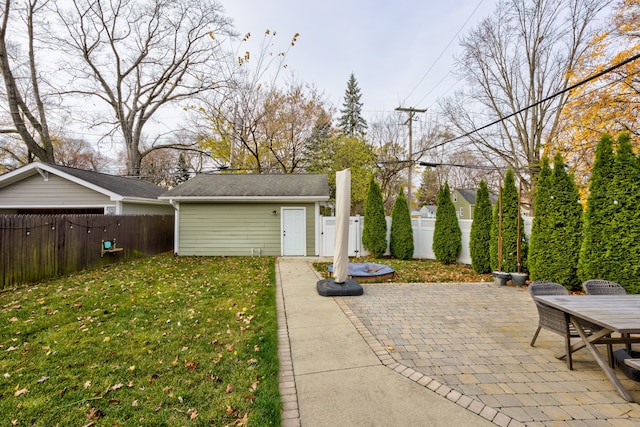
left=160, top=173, right=330, bottom=202
left=454, top=188, right=498, bottom=205
left=0, top=162, right=167, bottom=201
left=420, top=205, right=437, bottom=217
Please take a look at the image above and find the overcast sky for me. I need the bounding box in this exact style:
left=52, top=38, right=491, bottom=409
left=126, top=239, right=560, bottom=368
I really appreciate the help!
left=221, top=0, right=498, bottom=119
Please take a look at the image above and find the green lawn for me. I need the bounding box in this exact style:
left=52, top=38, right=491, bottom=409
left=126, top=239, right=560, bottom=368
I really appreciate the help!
left=0, top=253, right=280, bottom=426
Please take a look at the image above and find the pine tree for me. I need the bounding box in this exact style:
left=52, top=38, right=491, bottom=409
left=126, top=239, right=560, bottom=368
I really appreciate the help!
left=362, top=176, right=388, bottom=258
left=578, top=134, right=616, bottom=282
left=416, top=168, right=439, bottom=206
left=602, top=133, right=640, bottom=293
left=432, top=182, right=461, bottom=264
left=390, top=188, right=414, bottom=260
left=338, top=73, right=367, bottom=139
left=528, top=157, right=552, bottom=281
left=469, top=180, right=492, bottom=273
left=173, top=153, right=191, bottom=187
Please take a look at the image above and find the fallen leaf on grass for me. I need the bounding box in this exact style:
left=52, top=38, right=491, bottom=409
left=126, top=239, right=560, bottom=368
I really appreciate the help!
left=226, top=384, right=234, bottom=393
left=225, top=344, right=235, bottom=352
left=6, top=346, right=18, bottom=352
left=184, top=360, right=198, bottom=370
left=37, top=376, right=49, bottom=383
left=109, top=383, right=124, bottom=392
left=247, top=359, right=258, bottom=365
left=84, top=381, right=91, bottom=389
left=8, top=317, right=18, bottom=322
left=234, top=413, right=249, bottom=425
left=14, top=388, right=28, bottom=397
left=190, top=409, right=198, bottom=420
left=250, top=381, right=258, bottom=391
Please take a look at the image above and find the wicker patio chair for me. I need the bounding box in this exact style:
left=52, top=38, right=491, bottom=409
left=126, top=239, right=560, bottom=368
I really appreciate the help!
left=528, top=280, right=601, bottom=370
left=583, top=279, right=632, bottom=353
left=582, top=279, right=626, bottom=295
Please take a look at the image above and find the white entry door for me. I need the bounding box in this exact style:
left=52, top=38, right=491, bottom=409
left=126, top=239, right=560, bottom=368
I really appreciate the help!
left=282, top=208, right=306, bottom=256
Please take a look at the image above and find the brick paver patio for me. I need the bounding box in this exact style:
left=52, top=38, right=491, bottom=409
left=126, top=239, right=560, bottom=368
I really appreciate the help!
left=337, top=282, right=640, bottom=426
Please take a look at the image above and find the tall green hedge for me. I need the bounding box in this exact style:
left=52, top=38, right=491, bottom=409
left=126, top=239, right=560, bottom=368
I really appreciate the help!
left=578, top=134, right=616, bottom=282
left=432, top=182, right=461, bottom=264
left=602, top=133, right=640, bottom=293
left=528, top=157, right=552, bottom=281
left=491, top=169, right=527, bottom=272
left=469, top=180, right=492, bottom=273
left=390, top=188, right=414, bottom=260
left=529, top=154, right=582, bottom=289
left=362, top=176, right=387, bottom=258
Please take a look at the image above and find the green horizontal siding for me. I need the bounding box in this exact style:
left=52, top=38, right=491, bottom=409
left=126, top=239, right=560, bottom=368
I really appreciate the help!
left=178, top=203, right=317, bottom=256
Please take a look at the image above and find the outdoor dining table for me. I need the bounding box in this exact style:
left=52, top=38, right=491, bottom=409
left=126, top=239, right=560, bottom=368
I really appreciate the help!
left=534, top=294, right=640, bottom=403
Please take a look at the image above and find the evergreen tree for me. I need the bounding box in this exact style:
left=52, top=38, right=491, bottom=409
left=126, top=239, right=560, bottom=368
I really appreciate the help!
left=528, top=157, right=552, bottom=281
left=416, top=168, right=439, bottom=206
left=390, top=188, right=414, bottom=260
left=469, top=180, right=492, bottom=273
left=304, top=112, right=334, bottom=173
left=578, top=134, right=616, bottom=282
left=495, top=168, right=527, bottom=273
left=362, top=176, right=388, bottom=258
left=602, top=133, right=640, bottom=293
left=338, top=73, right=367, bottom=139
left=490, top=193, right=501, bottom=271
left=530, top=154, right=582, bottom=289
left=432, top=181, right=461, bottom=264
left=173, top=153, right=191, bottom=187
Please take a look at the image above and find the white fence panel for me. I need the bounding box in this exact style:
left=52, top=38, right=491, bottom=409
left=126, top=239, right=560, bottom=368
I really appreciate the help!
left=319, top=215, right=533, bottom=264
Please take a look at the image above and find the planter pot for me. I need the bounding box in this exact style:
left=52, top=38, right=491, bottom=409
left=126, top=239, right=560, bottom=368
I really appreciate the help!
left=492, top=271, right=511, bottom=286
left=510, top=272, right=529, bottom=287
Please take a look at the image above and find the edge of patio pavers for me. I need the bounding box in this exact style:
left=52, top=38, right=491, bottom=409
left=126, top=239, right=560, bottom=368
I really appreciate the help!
left=275, top=258, right=524, bottom=427
left=275, top=259, right=301, bottom=427
left=333, top=296, right=525, bottom=427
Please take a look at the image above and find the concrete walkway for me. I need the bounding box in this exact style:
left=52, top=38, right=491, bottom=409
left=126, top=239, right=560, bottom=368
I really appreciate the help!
left=275, top=257, right=640, bottom=427
left=276, top=257, right=496, bottom=426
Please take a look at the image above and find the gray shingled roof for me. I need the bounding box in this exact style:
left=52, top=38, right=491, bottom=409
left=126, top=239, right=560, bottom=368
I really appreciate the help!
left=45, top=164, right=167, bottom=199
left=161, top=173, right=329, bottom=200
left=455, top=188, right=498, bottom=205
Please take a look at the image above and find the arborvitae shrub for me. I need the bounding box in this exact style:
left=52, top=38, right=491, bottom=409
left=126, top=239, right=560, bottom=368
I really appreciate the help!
left=362, top=177, right=387, bottom=258
left=432, top=182, right=461, bottom=264
left=469, top=180, right=492, bottom=273
left=390, top=188, right=414, bottom=260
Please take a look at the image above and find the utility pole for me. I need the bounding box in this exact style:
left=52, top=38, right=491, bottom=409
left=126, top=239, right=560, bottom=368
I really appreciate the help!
left=395, top=106, right=427, bottom=211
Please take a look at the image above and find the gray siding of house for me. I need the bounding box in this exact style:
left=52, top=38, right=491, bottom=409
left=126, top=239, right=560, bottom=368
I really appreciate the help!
left=0, top=174, right=111, bottom=208
left=178, top=202, right=317, bottom=256
left=121, top=202, right=174, bottom=215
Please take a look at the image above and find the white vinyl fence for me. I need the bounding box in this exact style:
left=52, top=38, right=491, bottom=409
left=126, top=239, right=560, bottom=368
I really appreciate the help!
left=320, top=215, right=533, bottom=265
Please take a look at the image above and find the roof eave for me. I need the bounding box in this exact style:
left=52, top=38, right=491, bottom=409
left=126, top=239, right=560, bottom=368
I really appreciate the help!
left=159, top=195, right=330, bottom=202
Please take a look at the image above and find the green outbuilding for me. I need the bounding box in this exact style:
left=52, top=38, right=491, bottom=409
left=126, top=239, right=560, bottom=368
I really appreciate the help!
left=160, top=174, right=330, bottom=256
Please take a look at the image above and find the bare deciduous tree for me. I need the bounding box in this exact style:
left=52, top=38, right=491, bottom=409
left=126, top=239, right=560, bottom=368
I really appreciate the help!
left=54, top=0, right=235, bottom=175
left=0, top=0, right=55, bottom=163
left=441, top=0, right=608, bottom=195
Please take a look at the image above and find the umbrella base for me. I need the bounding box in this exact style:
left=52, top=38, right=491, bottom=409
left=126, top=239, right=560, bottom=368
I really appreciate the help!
left=316, top=278, right=363, bottom=297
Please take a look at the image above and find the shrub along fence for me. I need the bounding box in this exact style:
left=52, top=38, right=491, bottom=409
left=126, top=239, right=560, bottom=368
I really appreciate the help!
left=0, top=215, right=174, bottom=289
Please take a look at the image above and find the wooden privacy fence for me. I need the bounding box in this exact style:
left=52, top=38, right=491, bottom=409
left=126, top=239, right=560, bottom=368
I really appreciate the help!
left=0, top=215, right=174, bottom=289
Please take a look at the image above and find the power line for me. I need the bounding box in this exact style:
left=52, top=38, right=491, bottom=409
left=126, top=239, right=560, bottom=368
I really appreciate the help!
left=401, top=0, right=486, bottom=107
left=426, top=51, right=640, bottom=152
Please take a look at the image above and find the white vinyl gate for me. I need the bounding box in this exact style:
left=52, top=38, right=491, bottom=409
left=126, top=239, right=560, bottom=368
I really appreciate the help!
left=320, top=215, right=532, bottom=265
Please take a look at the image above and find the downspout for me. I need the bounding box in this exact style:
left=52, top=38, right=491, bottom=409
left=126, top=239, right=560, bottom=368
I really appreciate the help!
left=170, top=199, right=180, bottom=255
